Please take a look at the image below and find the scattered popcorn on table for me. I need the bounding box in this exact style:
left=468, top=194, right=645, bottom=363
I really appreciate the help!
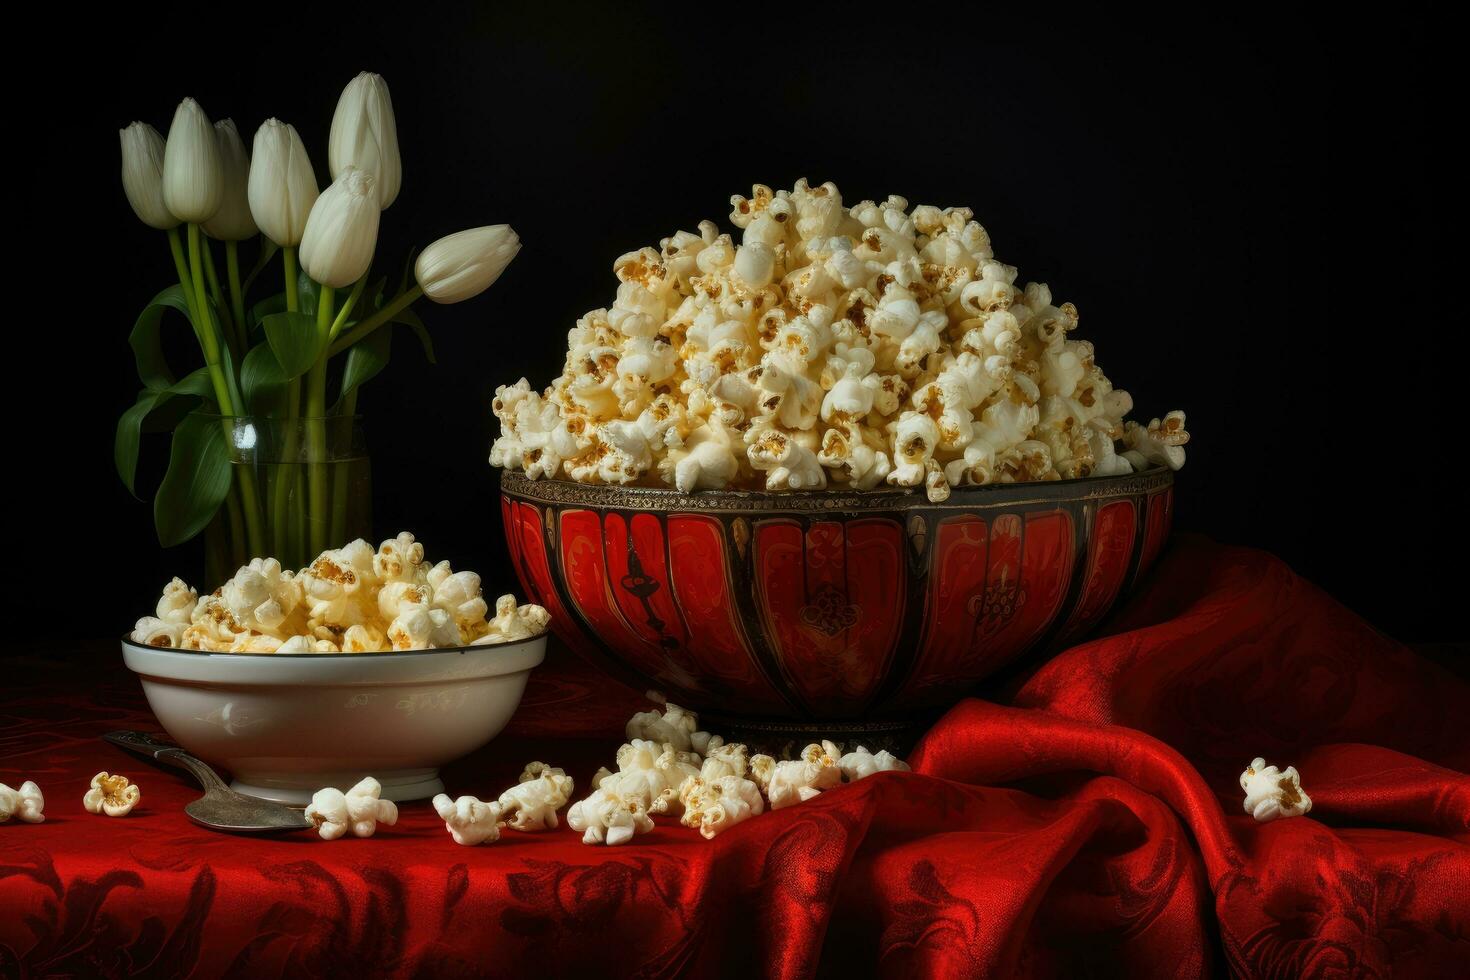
left=567, top=786, right=656, bottom=846
left=838, top=745, right=912, bottom=781
left=592, top=739, right=701, bottom=816
left=492, top=180, right=1188, bottom=500
left=305, top=776, right=399, bottom=840
left=1240, top=757, right=1313, bottom=822
left=497, top=764, right=574, bottom=831
left=767, top=741, right=845, bottom=809
left=432, top=793, right=503, bottom=845
left=0, top=780, right=45, bottom=824
left=678, top=774, right=764, bottom=839
left=130, top=532, right=548, bottom=654
left=625, top=695, right=700, bottom=753
left=697, top=740, right=751, bottom=781
left=563, top=699, right=913, bottom=845
left=83, top=772, right=141, bottom=817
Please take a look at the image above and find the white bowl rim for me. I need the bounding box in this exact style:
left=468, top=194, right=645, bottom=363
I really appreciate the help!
left=119, top=627, right=549, bottom=661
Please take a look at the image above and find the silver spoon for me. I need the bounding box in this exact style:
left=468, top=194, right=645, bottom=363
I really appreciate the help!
left=103, top=730, right=313, bottom=834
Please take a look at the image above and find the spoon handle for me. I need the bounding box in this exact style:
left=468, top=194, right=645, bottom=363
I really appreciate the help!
left=102, top=730, right=231, bottom=794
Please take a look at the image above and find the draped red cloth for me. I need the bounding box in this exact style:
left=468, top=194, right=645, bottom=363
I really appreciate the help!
left=2, top=536, right=1467, bottom=978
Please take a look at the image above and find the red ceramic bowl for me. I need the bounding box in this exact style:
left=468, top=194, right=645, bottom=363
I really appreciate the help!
left=500, top=468, right=1174, bottom=730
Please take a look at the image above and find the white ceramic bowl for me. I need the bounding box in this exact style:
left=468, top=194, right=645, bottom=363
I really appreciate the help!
left=120, top=633, right=546, bottom=804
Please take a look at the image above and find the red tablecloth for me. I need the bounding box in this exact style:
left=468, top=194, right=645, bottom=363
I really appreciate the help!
left=3, top=536, right=1467, bottom=978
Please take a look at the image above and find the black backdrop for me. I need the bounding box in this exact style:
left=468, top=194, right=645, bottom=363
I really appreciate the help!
left=15, top=7, right=1461, bottom=643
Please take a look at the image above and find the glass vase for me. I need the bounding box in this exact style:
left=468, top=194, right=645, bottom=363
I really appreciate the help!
left=203, top=416, right=371, bottom=586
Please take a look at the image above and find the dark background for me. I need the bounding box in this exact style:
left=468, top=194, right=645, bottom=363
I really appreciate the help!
left=13, top=7, right=1461, bottom=642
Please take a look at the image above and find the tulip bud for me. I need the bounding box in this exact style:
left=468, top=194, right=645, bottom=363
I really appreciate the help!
left=248, top=119, right=319, bottom=247
left=161, top=97, right=223, bottom=224
left=202, top=119, right=257, bottom=241
left=119, top=122, right=177, bottom=229
left=415, top=225, right=521, bottom=304
left=299, top=167, right=380, bottom=289
left=328, top=72, right=401, bottom=209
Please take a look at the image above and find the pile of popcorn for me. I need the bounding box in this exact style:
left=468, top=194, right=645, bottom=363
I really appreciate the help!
left=129, top=532, right=548, bottom=653
left=418, top=695, right=911, bottom=848
left=492, top=180, right=1189, bottom=500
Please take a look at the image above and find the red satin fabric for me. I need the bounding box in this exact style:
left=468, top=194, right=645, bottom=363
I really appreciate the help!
left=2, top=535, right=1466, bottom=978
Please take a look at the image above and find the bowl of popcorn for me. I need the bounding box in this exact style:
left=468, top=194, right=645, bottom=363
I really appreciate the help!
left=123, top=532, right=549, bottom=803
left=492, top=181, right=1188, bottom=736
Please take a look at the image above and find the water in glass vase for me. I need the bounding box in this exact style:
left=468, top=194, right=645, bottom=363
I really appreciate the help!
left=204, top=416, right=371, bottom=585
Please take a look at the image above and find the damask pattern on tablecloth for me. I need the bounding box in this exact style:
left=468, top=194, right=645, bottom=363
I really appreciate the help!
left=2, top=536, right=1467, bottom=978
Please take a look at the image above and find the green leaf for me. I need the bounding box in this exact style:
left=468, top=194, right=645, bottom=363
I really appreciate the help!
left=240, top=237, right=280, bottom=296
left=115, top=369, right=217, bottom=498
left=261, top=311, right=324, bottom=379
left=130, top=284, right=197, bottom=390
left=248, top=292, right=287, bottom=335
left=334, top=317, right=392, bottom=411
left=296, top=271, right=320, bottom=316
left=390, top=306, right=436, bottom=364
left=153, top=412, right=233, bottom=547
left=239, top=342, right=291, bottom=416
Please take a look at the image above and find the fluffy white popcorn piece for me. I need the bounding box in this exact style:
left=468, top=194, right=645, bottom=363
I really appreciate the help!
left=305, top=776, right=399, bottom=840
left=567, top=786, right=655, bottom=846
left=592, top=739, right=701, bottom=816
left=1123, top=410, right=1191, bottom=471
left=767, top=741, right=844, bottom=809
left=156, top=577, right=197, bottom=624
left=837, top=745, right=911, bottom=781
left=749, top=754, right=777, bottom=794
left=491, top=180, right=1186, bottom=496
left=299, top=539, right=380, bottom=631
left=678, top=774, right=765, bottom=839
left=471, top=595, right=550, bottom=645
left=131, top=615, right=187, bottom=649
left=0, top=780, right=45, bottom=823
left=497, top=765, right=574, bottom=831
left=1240, top=757, right=1313, bottom=822
left=82, top=772, right=141, bottom=817
left=659, top=421, right=740, bottom=493
left=276, top=635, right=339, bottom=654
left=374, top=531, right=427, bottom=583
left=432, top=793, right=503, bottom=845
left=747, top=420, right=826, bottom=491
left=625, top=698, right=701, bottom=753
left=697, top=740, right=751, bottom=781
left=221, top=558, right=303, bottom=636
left=386, top=604, right=460, bottom=651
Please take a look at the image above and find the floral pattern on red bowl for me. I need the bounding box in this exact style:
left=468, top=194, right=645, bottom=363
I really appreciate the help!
left=500, top=468, right=1174, bottom=722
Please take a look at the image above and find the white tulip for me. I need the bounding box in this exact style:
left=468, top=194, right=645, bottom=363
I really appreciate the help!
left=119, top=122, right=177, bottom=229
left=161, top=97, right=223, bottom=223
left=415, top=225, right=521, bottom=304
left=248, top=119, right=319, bottom=247
left=328, top=72, right=401, bottom=209
left=299, top=167, right=380, bottom=289
left=203, top=119, right=257, bottom=241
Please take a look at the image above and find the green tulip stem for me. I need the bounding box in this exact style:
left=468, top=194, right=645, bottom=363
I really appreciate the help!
left=225, top=241, right=248, bottom=348
left=327, top=285, right=423, bottom=356
left=166, top=228, right=202, bottom=341
left=329, top=276, right=368, bottom=342
left=329, top=386, right=358, bottom=546
left=274, top=246, right=304, bottom=563
left=282, top=247, right=301, bottom=313
left=189, top=223, right=265, bottom=558
left=200, top=239, right=237, bottom=357
left=305, top=284, right=336, bottom=555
